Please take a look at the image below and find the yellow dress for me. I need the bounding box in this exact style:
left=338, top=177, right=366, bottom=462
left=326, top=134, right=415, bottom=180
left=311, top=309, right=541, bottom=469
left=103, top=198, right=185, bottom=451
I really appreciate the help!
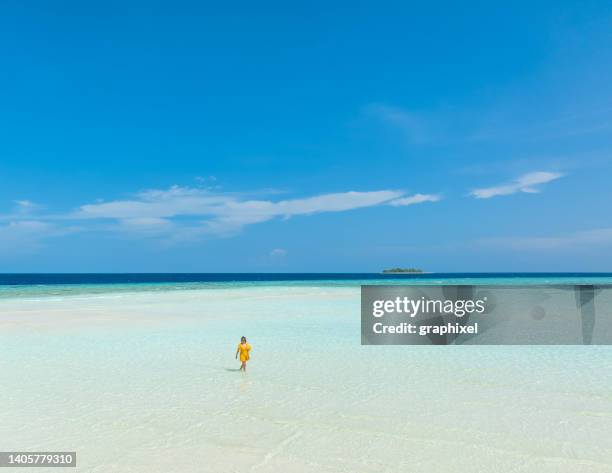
left=237, top=343, right=251, bottom=362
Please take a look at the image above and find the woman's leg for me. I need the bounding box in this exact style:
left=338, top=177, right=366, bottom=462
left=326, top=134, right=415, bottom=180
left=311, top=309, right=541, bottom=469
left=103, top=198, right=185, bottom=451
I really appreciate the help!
left=241, top=361, right=246, bottom=371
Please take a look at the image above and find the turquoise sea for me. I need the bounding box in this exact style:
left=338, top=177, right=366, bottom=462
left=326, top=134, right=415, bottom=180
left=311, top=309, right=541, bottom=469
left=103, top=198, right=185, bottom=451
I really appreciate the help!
left=1, top=274, right=612, bottom=472
left=2, top=273, right=612, bottom=299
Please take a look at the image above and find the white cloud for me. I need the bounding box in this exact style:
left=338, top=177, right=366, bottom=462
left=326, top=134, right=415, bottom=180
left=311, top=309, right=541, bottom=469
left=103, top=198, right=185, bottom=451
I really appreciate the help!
left=212, top=190, right=404, bottom=229
left=14, top=200, right=40, bottom=213
left=269, top=248, right=287, bottom=258
left=470, top=171, right=564, bottom=199
left=388, top=193, right=441, bottom=206
left=117, top=217, right=176, bottom=237
left=1, top=185, right=441, bottom=248
left=76, top=186, right=228, bottom=219
left=75, top=187, right=413, bottom=235
left=0, top=220, right=74, bottom=255
left=4, top=220, right=49, bottom=232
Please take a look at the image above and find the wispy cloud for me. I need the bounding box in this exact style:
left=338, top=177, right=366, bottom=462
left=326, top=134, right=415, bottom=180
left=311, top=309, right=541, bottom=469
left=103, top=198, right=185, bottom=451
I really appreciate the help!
left=470, top=171, right=564, bottom=199
left=269, top=248, right=287, bottom=258
left=1, top=185, right=441, bottom=248
left=75, top=187, right=406, bottom=234
left=365, top=103, right=431, bottom=143
left=0, top=220, right=76, bottom=255
left=469, top=104, right=612, bottom=143
left=14, top=200, right=41, bottom=214
left=388, top=193, right=441, bottom=206
left=117, top=217, right=176, bottom=237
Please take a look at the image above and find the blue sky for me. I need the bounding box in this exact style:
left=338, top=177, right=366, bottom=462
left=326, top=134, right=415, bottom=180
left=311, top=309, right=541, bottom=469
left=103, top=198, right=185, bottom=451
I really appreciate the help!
left=1, top=1, right=612, bottom=272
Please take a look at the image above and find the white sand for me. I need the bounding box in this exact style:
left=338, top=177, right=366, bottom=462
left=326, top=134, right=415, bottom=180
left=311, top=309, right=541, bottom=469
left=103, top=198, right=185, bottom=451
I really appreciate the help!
left=1, top=287, right=612, bottom=472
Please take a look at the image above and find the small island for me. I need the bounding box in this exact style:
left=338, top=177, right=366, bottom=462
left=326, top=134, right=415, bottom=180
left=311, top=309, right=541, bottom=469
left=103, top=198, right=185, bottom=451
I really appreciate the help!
left=382, top=267, right=424, bottom=274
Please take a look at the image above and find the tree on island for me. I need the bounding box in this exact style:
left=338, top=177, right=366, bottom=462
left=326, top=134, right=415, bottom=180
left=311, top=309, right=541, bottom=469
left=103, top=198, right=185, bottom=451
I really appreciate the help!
left=382, top=267, right=424, bottom=273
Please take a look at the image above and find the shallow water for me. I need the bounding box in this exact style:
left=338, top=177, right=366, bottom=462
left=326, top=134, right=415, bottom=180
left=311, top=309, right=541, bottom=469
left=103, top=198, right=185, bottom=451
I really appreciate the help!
left=1, top=285, right=612, bottom=472
left=2, top=273, right=612, bottom=300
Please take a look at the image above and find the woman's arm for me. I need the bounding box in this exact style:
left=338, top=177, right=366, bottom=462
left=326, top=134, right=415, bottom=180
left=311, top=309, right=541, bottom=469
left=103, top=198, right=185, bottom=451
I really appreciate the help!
left=235, top=346, right=239, bottom=359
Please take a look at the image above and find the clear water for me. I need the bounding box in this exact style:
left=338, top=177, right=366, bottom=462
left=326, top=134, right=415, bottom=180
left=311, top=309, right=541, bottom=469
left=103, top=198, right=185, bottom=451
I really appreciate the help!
left=1, top=277, right=611, bottom=472
left=2, top=273, right=612, bottom=300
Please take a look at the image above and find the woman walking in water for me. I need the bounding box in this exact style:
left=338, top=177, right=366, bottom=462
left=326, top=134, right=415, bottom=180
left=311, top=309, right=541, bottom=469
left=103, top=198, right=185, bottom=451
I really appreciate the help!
left=235, top=336, right=252, bottom=371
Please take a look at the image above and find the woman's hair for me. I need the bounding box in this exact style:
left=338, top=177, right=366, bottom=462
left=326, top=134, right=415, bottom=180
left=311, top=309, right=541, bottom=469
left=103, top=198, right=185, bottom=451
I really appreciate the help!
left=241, top=336, right=247, bottom=342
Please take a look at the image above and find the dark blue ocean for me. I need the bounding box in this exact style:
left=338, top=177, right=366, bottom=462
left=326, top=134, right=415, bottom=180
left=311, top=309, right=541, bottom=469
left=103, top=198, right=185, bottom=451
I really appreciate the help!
left=1, top=273, right=612, bottom=299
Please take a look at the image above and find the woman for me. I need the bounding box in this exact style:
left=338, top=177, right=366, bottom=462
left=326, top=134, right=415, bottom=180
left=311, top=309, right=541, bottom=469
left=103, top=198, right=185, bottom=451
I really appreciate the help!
left=235, top=336, right=252, bottom=371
